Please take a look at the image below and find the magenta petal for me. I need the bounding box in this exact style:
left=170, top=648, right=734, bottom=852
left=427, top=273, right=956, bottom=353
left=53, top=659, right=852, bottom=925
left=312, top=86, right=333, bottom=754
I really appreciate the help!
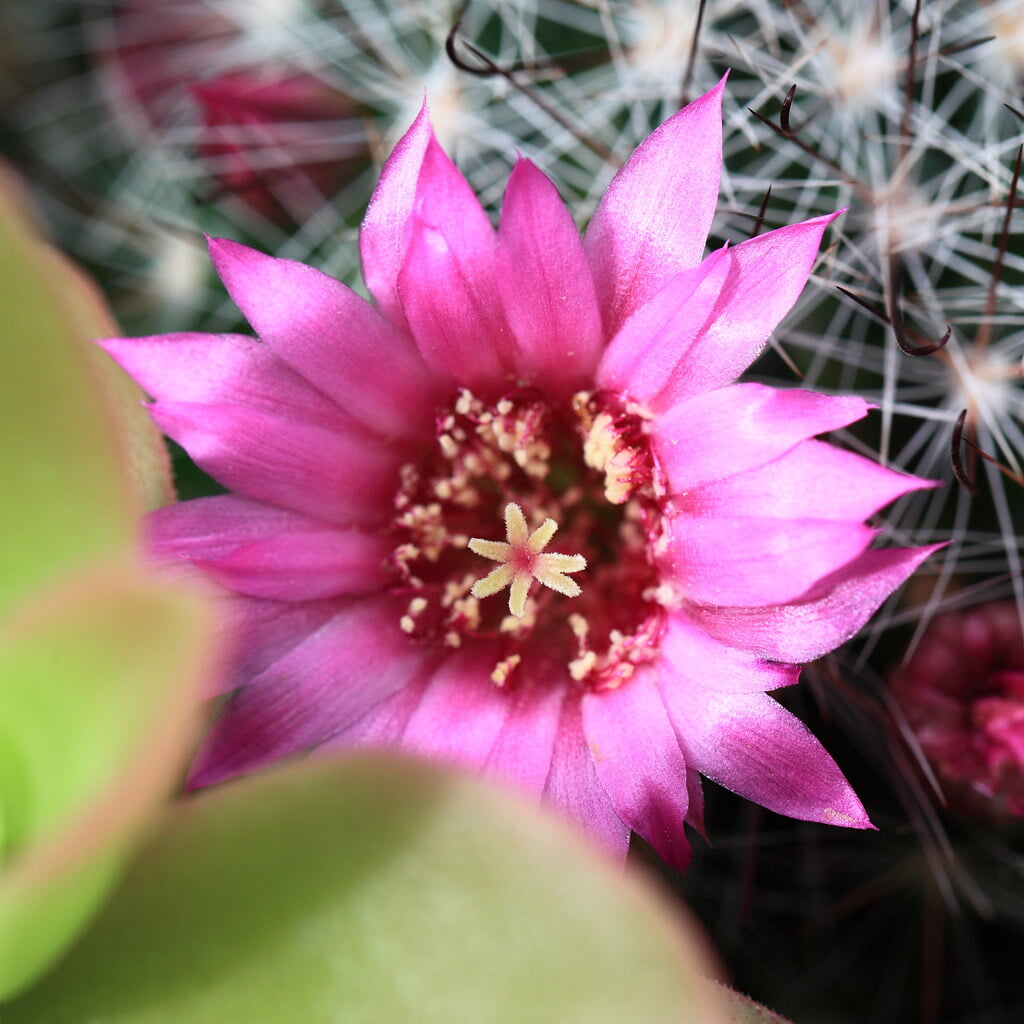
left=581, top=668, right=693, bottom=871
left=484, top=681, right=565, bottom=797
left=100, top=332, right=350, bottom=433
left=148, top=495, right=392, bottom=600
left=659, top=682, right=871, bottom=828
left=147, top=495, right=293, bottom=563
left=150, top=402, right=399, bottom=525
left=596, top=247, right=731, bottom=402
left=359, top=101, right=432, bottom=331
left=653, top=383, right=871, bottom=492
left=401, top=647, right=512, bottom=767
left=585, top=77, right=726, bottom=334
left=659, top=613, right=799, bottom=694
left=681, top=439, right=936, bottom=522
left=189, top=595, right=432, bottom=787
left=690, top=544, right=945, bottom=663
left=334, top=676, right=432, bottom=747
left=664, top=516, right=876, bottom=607
left=495, top=158, right=603, bottom=396
left=685, top=768, right=707, bottom=838
left=208, top=237, right=439, bottom=440
left=651, top=213, right=841, bottom=409
left=215, top=596, right=344, bottom=697
left=397, top=217, right=507, bottom=389
left=543, top=693, right=630, bottom=859
left=396, top=136, right=512, bottom=390
left=194, top=531, right=392, bottom=601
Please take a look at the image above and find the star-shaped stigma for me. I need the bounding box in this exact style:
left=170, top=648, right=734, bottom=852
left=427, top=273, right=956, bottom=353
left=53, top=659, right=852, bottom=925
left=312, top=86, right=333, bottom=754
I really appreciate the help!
left=468, top=503, right=588, bottom=618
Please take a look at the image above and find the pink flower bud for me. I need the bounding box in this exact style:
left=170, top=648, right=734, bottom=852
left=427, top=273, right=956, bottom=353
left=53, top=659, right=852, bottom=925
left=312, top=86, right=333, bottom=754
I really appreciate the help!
left=893, top=602, right=1024, bottom=820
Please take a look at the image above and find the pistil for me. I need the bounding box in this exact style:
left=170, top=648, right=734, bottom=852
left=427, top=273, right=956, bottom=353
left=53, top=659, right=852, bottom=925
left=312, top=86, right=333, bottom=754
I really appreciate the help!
left=468, top=502, right=587, bottom=617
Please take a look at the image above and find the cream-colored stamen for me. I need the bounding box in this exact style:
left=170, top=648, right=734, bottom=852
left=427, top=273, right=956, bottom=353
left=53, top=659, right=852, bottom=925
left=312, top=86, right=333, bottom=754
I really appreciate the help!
left=468, top=503, right=587, bottom=617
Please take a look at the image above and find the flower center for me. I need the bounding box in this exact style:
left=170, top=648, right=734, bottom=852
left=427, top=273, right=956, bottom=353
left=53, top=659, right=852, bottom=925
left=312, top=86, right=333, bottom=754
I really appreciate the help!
left=390, top=388, right=664, bottom=690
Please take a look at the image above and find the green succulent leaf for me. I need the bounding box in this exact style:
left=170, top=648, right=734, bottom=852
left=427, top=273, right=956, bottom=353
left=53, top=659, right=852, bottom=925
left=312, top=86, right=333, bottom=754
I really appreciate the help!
left=8, top=753, right=732, bottom=1024
left=0, top=168, right=214, bottom=1000
left=0, top=166, right=171, bottom=619
left=0, top=567, right=217, bottom=1000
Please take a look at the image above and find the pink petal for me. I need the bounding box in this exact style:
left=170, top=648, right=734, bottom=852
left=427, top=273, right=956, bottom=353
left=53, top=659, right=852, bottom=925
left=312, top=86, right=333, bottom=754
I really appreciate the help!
left=189, top=595, right=433, bottom=787
left=396, top=136, right=512, bottom=391
left=581, top=668, right=693, bottom=871
left=652, top=383, right=871, bottom=493
left=679, top=439, right=936, bottom=521
left=194, top=532, right=392, bottom=602
left=659, top=682, right=872, bottom=828
left=397, top=218, right=507, bottom=390
left=100, top=332, right=351, bottom=434
left=689, top=544, right=945, bottom=663
left=663, top=516, right=876, bottom=607
left=484, top=679, right=566, bottom=797
left=685, top=768, right=707, bottom=838
left=333, top=675, right=432, bottom=747
left=543, top=692, right=630, bottom=859
left=359, top=101, right=432, bottom=331
left=401, top=646, right=512, bottom=766
left=650, top=213, right=841, bottom=409
left=216, top=595, right=344, bottom=697
left=149, top=497, right=391, bottom=601
left=147, top=495, right=308, bottom=561
left=208, top=237, right=439, bottom=440
left=585, top=77, right=726, bottom=334
left=595, top=247, right=731, bottom=401
left=659, top=613, right=799, bottom=695
left=150, top=401, right=399, bottom=525
left=495, top=158, right=603, bottom=396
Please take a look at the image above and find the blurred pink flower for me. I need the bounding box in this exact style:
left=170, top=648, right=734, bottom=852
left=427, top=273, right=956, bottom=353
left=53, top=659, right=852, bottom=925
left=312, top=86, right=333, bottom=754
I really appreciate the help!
left=189, top=72, right=367, bottom=221
left=893, top=602, right=1024, bottom=821
left=93, top=1, right=229, bottom=132
left=94, top=2, right=367, bottom=221
left=102, top=81, right=939, bottom=869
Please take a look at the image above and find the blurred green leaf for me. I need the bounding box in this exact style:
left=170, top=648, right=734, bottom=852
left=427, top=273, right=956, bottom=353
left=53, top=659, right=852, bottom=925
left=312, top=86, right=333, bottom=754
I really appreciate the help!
left=48, top=242, right=174, bottom=514
left=0, top=566, right=218, bottom=1000
left=0, top=166, right=171, bottom=619
left=8, top=753, right=731, bottom=1024
left=0, top=166, right=215, bottom=999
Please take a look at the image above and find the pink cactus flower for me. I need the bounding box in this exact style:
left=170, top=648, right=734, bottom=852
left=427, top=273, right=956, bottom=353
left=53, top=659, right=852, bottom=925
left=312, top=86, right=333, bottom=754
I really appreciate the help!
left=893, top=602, right=1024, bottom=821
left=102, top=80, right=939, bottom=869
